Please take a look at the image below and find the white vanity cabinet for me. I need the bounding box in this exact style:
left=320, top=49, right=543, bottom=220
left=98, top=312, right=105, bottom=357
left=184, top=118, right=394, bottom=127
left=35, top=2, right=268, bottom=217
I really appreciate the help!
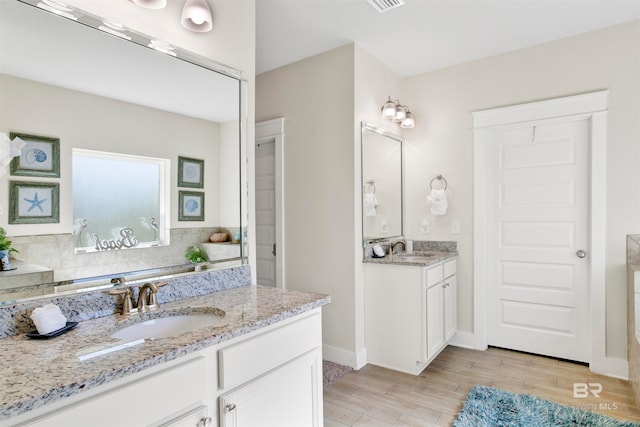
left=217, top=311, right=323, bottom=427
left=219, top=351, right=320, bottom=427
left=6, top=309, right=323, bottom=427
left=425, top=259, right=457, bottom=361
left=16, top=355, right=214, bottom=427
left=364, top=257, right=457, bottom=375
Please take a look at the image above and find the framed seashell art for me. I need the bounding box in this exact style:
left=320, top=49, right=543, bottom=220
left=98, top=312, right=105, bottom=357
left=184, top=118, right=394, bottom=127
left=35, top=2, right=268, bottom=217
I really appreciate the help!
left=9, top=132, right=60, bottom=178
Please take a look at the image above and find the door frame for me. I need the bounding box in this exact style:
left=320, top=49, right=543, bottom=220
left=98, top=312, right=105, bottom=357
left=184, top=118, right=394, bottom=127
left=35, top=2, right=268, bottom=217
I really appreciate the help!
left=255, top=118, right=285, bottom=288
left=472, top=91, right=608, bottom=374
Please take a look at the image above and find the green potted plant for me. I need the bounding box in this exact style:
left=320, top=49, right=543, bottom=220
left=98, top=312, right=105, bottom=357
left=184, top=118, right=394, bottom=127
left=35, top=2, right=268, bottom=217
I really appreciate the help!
left=0, top=227, right=19, bottom=271
left=185, top=245, right=207, bottom=271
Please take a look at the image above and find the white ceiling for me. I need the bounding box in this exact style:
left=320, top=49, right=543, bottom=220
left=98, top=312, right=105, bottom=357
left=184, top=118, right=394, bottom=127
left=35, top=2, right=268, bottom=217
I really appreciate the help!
left=256, top=0, right=640, bottom=77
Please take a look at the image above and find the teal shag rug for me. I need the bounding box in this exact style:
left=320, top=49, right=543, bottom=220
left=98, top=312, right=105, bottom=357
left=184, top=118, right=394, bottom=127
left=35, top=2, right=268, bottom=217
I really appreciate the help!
left=454, top=385, right=640, bottom=427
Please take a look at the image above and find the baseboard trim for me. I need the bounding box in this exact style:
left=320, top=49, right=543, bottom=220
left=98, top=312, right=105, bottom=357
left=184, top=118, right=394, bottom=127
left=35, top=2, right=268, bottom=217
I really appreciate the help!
left=449, top=331, right=476, bottom=349
left=602, top=357, right=629, bottom=380
left=323, top=344, right=367, bottom=370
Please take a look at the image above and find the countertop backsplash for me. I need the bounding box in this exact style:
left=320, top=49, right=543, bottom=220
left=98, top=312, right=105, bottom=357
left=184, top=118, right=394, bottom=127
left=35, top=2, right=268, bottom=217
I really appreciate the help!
left=0, top=265, right=251, bottom=338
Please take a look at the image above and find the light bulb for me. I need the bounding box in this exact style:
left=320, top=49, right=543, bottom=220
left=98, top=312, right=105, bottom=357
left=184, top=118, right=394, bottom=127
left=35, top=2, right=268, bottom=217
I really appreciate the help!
left=182, top=0, right=213, bottom=32
left=381, top=97, right=396, bottom=119
left=394, top=105, right=407, bottom=122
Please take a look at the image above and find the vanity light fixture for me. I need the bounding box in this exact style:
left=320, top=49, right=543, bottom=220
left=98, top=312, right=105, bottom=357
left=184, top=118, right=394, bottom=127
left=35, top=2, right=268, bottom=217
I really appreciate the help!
left=99, top=21, right=132, bottom=40
left=393, top=104, right=407, bottom=122
left=381, top=97, right=397, bottom=119
left=401, top=110, right=415, bottom=129
left=148, top=40, right=177, bottom=56
left=129, top=0, right=167, bottom=9
left=380, top=96, right=415, bottom=128
left=37, top=0, right=77, bottom=20
left=181, top=0, right=213, bottom=33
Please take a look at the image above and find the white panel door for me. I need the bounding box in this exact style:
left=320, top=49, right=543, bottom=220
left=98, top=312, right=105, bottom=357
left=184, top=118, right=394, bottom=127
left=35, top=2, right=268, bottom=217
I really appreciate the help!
left=487, top=119, right=590, bottom=362
left=255, top=140, right=276, bottom=286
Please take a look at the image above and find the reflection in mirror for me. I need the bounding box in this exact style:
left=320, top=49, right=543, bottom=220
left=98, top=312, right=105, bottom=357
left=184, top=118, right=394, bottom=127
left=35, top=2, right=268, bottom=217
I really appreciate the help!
left=361, top=122, right=403, bottom=243
left=0, top=0, right=247, bottom=303
left=73, top=149, right=170, bottom=252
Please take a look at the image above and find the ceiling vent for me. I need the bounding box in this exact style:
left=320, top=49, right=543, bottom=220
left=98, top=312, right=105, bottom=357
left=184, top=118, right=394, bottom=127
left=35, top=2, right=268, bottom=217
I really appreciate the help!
left=366, top=0, right=405, bottom=13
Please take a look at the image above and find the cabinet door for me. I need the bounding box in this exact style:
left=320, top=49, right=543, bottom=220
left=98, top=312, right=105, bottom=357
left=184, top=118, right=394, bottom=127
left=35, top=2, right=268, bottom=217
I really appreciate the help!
left=426, top=283, right=444, bottom=361
left=444, top=275, right=457, bottom=342
left=21, top=357, right=207, bottom=427
left=219, top=350, right=322, bottom=427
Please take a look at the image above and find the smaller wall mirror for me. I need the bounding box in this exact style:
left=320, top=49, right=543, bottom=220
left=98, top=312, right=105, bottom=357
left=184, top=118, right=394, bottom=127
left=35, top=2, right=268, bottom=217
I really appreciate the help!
left=361, top=122, right=403, bottom=243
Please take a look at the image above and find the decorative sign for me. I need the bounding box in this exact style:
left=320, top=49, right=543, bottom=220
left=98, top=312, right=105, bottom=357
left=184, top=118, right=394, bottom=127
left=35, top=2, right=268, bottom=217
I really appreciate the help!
left=92, top=227, right=140, bottom=251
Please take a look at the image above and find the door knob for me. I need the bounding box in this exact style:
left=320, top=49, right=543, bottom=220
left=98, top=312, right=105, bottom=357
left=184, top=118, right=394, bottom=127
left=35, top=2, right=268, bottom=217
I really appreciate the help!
left=576, top=250, right=587, bottom=258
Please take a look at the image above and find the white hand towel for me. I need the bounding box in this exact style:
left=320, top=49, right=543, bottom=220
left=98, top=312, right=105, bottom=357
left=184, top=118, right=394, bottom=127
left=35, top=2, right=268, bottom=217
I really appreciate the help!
left=30, top=304, right=67, bottom=335
left=364, top=193, right=378, bottom=217
left=427, top=189, right=448, bottom=216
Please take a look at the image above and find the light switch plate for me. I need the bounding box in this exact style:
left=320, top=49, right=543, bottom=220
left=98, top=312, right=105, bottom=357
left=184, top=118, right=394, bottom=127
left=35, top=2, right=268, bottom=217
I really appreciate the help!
left=451, top=220, right=460, bottom=234
left=421, top=219, right=429, bottom=234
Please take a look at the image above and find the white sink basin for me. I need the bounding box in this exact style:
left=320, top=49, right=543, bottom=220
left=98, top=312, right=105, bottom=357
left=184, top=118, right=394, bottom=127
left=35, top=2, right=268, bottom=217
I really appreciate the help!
left=396, top=252, right=438, bottom=262
left=111, top=314, right=225, bottom=341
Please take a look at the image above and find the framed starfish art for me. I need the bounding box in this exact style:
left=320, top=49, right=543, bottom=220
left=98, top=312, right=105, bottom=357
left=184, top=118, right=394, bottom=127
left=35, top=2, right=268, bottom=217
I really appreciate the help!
left=8, top=181, right=59, bottom=224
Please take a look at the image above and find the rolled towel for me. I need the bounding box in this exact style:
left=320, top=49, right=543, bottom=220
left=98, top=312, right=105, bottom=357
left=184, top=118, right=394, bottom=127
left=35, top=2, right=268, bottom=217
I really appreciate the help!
left=30, top=304, right=67, bottom=335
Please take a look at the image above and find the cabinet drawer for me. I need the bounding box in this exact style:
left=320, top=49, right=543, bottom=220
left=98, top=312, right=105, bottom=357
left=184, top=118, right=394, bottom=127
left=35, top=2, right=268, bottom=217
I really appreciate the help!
left=219, top=312, right=321, bottom=391
left=21, top=356, right=206, bottom=427
left=426, top=264, right=443, bottom=288
left=444, top=258, right=456, bottom=278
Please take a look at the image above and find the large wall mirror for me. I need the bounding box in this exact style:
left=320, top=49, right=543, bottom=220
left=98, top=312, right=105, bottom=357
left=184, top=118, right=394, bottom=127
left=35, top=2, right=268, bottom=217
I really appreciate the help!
left=0, top=0, right=248, bottom=302
left=361, top=122, right=403, bottom=243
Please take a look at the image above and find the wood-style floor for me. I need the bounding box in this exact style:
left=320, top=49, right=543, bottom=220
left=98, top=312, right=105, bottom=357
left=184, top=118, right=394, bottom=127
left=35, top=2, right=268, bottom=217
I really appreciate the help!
left=323, top=346, right=640, bottom=426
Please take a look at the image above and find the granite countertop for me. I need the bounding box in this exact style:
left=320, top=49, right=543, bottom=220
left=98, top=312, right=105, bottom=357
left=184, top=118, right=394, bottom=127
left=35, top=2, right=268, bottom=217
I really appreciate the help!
left=363, top=250, right=458, bottom=267
left=0, top=285, right=330, bottom=420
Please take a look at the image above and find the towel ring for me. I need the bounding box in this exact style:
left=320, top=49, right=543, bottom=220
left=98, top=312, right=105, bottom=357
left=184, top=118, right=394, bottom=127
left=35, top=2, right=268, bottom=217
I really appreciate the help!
left=364, top=180, right=376, bottom=194
left=429, top=175, right=447, bottom=190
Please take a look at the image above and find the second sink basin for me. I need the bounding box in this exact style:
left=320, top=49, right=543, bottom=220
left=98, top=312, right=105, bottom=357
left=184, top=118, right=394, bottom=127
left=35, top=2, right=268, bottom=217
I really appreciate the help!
left=395, top=252, right=439, bottom=261
left=111, top=313, right=226, bottom=341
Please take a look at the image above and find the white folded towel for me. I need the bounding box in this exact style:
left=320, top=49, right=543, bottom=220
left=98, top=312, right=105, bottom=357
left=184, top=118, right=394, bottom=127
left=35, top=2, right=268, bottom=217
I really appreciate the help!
left=30, top=304, right=67, bottom=335
left=364, top=192, right=378, bottom=217
left=427, top=189, right=448, bottom=216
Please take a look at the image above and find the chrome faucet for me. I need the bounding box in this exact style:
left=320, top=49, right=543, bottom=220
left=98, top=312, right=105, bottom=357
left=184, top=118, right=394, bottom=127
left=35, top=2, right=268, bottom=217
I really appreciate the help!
left=389, top=240, right=406, bottom=258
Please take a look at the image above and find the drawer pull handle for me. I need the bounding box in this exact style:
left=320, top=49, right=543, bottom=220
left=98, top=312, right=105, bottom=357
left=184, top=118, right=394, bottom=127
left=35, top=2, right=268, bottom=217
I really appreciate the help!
left=226, top=403, right=237, bottom=412
left=198, top=417, right=212, bottom=427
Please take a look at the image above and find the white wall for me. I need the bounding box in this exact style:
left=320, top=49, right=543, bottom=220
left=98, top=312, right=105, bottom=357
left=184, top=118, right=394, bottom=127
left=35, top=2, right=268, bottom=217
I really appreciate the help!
left=256, top=45, right=358, bottom=363
left=0, top=75, right=222, bottom=234
left=256, top=44, right=405, bottom=366
left=403, top=20, right=640, bottom=359
left=219, top=120, right=240, bottom=227
left=353, top=46, right=404, bottom=364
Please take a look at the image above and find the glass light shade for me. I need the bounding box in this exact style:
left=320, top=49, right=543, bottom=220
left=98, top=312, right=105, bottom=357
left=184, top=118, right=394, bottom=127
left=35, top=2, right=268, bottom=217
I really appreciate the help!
left=393, top=104, right=407, bottom=122
left=182, top=0, right=213, bottom=32
left=381, top=97, right=396, bottom=119
left=401, top=111, right=415, bottom=128
left=129, top=0, right=167, bottom=9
